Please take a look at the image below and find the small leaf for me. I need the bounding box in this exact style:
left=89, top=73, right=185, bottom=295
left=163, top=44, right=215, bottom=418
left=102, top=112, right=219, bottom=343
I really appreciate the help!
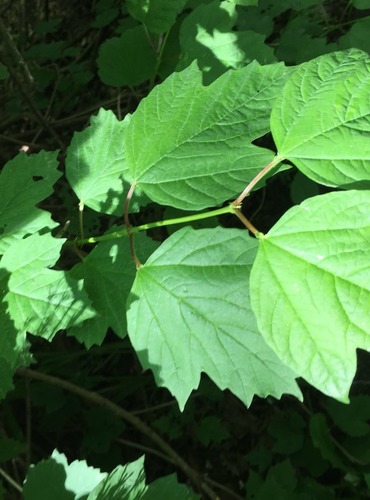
left=126, top=61, right=289, bottom=210
left=1, top=233, right=95, bottom=340
left=127, top=227, right=301, bottom=410
left=66, top=109, right=146, bottom=215
left=250, top=190, right=370, bottom=402
left=97, top=26, right=157, bottom=87
left=0, top=150, right=60, bottom=254
left=179, top=0, right=274, bottom=81
left=71, top=232, right=159, bottom=340
left=0, top=299, right=30, bottom=399
left=127, top=0, right=187, bottom=34
left=272, top=49, right=370, bottom=188
left=24, top=450, right=106, bottom=500
left=88, top=456, right=146, bottom=500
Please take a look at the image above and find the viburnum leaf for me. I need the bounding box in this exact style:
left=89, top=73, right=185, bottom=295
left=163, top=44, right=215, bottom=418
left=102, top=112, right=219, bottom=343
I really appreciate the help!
left=125, top=60, right=289, bottom=210
left=97, top=27, right=157, bottom=87
left=271, top=49, right=370, bottom=188
left=250, top=190, right=370, bottom=402
left=66, top=109, right=146, bottom=215
left=179, top=0, right=275, bottom=82
left=23, top=450, right=106, bottom=500
left=127, top=227, right=301, bottom=410
left=70, top=232, right=159, bottom=341
left=1, top=233, right=95, bottom=340
left=0, top=150, right=60, bottom=254
left=126, top=0, right=187, bottom=34
left=0, top=300, right=30, bottom=399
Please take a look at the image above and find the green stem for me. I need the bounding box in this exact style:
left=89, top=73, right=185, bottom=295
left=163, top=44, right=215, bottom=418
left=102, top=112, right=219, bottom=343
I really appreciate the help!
left=70, top=204, right=237, bottom=246
left=131, top=204, right=235, bottom=233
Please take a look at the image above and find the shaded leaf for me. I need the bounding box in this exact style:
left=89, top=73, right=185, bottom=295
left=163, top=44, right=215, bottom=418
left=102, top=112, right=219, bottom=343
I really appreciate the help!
left=70, top=232, right=159, bottom=340
left=127, top=0, right=187, bottom=34
left=97, top=26, right=157, bottom=87
left=0, top=150, right=60, bottom=254
left=1, top=233, right=95, bottom=340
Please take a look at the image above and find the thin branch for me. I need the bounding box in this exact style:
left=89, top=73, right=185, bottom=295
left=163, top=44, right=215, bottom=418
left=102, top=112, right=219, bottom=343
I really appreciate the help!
left=0, top=467, right=23, bottom=494
left=17, top=367, right=220, bottom=500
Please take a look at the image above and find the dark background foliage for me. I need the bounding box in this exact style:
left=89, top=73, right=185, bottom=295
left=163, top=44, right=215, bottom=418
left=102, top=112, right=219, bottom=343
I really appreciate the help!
left=1, top=0, right=370, bottom=498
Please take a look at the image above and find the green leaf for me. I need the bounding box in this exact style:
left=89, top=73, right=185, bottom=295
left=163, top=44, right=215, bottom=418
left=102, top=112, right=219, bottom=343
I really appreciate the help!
left=229, top=0, right=258, bottom=5
left=338, top=18, right=370, bottom=55
left=0, top=299, right=30, bottom=399
left=310, top=414, right=347, bottom=469
left=353, top=0, right=370, bottom=9
left=127, top=227, right=301, bottom=410
left=70, top=232, right=159, bottom=340
left=325, top=396, right=370, bottom=437
left=24, top=450, right=106, bottom=500
left=271, top=49, right=370, bottom=189
left=0, top=150, right=60, bottom=254
left=97, top=26, right=157, bottom=87
left=127, top=0, right=187, bottom=34
left=88, top=456, right=146, bottom=500
left=66, top=109, right=145, bottom=215
left=0, top=62, right=9, bottom=80
left=1, top=233, right=95, bottom=340
left=142, top=474, right=200, bottom=499
left=125, top=60, right=289, bottom=210
left=250, top=190, right=370, bottom=402
left=179, top=1, right=274, bottom=82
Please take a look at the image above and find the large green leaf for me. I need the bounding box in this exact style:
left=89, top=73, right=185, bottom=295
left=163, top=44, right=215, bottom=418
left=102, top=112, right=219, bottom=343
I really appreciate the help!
left=250, top=190, right=370, bottom=402
left=0, top=150, right=60, bottom=254
left=127, top=0, right=187, bottom=34
left=127, top=227, right=301, bottom=410
left=1, top=233, right=95, bottom=340
left=125, top=61, right=289, bottom=210
left=271, top=49, right=370, bottom=188
left=66, top=109, right=146, bottom=215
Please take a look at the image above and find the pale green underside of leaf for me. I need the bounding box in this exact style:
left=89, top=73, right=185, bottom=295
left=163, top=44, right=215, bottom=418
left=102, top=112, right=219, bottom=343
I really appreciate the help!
left=250, top=190, right=370, bottom=402
left=127, top=227, right=301, bottom=410
left=66, top=109, right=146, bottom=216
left=125, top=60, right=289, bottom=210
left=0, top=150, right=60, bottom=255
left=1, top=233, right=95, bottom=340
left=272, top=49, right=370, bottom=188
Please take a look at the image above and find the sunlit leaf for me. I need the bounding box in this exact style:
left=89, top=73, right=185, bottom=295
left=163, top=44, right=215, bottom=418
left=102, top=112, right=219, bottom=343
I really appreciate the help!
left=250, top=190, right=370, bottom=402
left=127, top=227, right=301, bottom=410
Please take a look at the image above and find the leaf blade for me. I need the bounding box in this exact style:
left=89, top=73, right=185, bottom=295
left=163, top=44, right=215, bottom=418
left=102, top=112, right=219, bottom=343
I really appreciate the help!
left=127, top=227, right=301, bottom=410
left=250, top=190, right=370, bottom=401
